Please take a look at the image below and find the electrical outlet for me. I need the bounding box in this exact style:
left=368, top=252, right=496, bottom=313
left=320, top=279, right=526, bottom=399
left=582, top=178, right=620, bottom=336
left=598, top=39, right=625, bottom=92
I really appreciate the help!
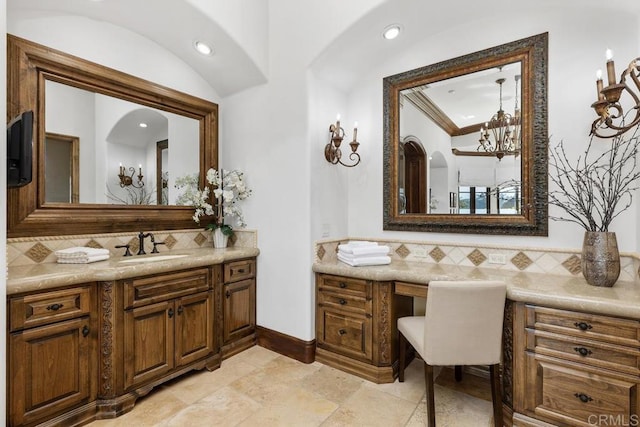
left=488, top=253, right=506, bottom=264
left=321, top=223, right=330, bottom=238
left=413, top=246, right=428, bottom=258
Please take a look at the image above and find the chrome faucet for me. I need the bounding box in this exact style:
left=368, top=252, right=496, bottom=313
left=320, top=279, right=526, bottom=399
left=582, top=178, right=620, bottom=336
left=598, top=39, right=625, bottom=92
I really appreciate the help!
left=137, top=231, right=154, bottom=255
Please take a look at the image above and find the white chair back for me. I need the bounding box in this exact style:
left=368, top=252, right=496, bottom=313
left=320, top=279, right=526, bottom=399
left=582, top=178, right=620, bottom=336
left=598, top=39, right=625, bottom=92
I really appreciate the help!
left=423, top=280, right=506, bottom=366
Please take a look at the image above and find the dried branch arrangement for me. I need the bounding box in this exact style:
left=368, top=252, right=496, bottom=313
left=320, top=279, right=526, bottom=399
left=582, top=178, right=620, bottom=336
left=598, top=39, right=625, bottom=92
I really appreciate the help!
left=549, top=125, right=640, bottom=232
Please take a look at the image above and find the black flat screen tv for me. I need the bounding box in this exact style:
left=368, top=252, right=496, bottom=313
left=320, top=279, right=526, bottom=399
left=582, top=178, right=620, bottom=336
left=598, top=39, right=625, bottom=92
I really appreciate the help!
left=7, top=110, right=33, bottom=188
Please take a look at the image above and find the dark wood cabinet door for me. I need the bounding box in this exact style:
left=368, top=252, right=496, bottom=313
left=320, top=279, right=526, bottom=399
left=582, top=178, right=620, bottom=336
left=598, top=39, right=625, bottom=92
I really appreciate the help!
left=9, top=317, right=92, bottom=426
left=175, top=291, right=214, bottom=366
left=223, top=279, right=256, bottom=344
left=124, top=300, right=175, bottom=390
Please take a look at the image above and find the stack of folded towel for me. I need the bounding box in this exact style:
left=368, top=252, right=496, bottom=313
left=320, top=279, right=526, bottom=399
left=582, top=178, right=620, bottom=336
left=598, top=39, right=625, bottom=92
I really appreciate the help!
left=337, top=241, right=391, bottom=267
left=55, top=247, right=110, bottom=264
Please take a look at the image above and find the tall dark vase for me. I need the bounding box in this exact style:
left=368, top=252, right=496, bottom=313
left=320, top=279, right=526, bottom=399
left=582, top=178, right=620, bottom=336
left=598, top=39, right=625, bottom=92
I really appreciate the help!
left=581, top=231, right=620, bottom=287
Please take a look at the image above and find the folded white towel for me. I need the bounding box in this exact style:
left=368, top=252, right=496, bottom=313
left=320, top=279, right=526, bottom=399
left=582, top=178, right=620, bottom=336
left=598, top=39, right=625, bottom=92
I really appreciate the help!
left=55, top=247, right=110, bottom=258
left=337, top=253, right=391, bottom=267
left=57, top=254, right=110, bottom=264
left=338, top=245, right=390, bottom=257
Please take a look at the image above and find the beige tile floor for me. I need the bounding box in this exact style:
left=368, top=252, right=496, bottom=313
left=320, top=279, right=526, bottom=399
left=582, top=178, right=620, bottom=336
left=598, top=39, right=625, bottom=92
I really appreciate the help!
left=89, top=346, right=494, bottom=426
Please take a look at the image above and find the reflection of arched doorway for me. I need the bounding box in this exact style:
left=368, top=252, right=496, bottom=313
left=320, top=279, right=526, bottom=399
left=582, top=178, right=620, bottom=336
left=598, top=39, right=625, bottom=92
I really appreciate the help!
left=404, top=140, right=426, bottom=213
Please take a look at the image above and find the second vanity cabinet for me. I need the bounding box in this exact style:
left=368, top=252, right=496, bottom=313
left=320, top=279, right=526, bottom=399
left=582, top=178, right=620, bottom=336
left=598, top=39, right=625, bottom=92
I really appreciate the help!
left=121, top=268, right=215, bottom=390
left=513, top=303, right=640, bottom=426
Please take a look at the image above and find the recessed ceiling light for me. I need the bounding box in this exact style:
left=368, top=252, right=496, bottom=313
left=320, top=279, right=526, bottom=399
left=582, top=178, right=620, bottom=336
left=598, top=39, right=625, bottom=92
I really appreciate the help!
left=382, top=24, right=402, bottom=40
left=194, top=41, right=213, bottom=56
left=139, top=122, right=147, bottom=128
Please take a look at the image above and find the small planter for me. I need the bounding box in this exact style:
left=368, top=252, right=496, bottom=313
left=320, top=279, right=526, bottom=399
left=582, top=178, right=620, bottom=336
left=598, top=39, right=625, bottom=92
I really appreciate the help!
left=581, top=231, right=620, bottom=287
left=212, top=228, right=229, bottom=249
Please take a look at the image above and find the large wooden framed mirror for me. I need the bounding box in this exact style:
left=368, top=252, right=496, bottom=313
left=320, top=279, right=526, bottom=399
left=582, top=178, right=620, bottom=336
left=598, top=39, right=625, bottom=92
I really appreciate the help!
left=6, top=35, right=218, bottom=237
left=383, top=33, right=548, bottom=235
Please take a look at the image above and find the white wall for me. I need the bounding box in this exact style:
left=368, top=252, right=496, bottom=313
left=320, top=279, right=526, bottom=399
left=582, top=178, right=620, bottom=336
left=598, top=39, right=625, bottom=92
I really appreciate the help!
left=344, top=8, right=640, bottom=252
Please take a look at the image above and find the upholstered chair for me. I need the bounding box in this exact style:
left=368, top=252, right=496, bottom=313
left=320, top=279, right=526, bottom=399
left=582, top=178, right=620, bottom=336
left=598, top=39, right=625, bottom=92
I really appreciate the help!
left=397, top=280, right=507, bottom=427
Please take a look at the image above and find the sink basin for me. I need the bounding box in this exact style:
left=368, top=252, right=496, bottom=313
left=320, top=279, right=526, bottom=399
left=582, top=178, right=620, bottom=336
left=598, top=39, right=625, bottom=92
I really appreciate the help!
left=118, top=254, right=188, bottom=264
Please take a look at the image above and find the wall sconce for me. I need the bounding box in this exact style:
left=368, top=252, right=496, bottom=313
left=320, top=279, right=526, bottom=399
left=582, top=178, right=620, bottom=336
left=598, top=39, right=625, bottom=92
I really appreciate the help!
left=324, top=114, right=361, bottom=167
left=118, top=163, right=144, bottom=188
left=590, top=49, right=640, bottom=138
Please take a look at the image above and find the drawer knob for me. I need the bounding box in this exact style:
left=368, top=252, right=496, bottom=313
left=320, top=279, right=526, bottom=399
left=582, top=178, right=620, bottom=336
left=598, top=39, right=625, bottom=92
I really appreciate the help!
left=339, top=299, right=347, bottom=305
left=226, top=290, right=231, bottom=299
left=339, top=282, right=347, bottom=288
left=82, top=325, right=90, bottom=337
left=338, top=329, right=347, bottom=335
left=574, top=393, right=593, bottom=403
left=47, top=303, right=64, bottom=311
left=574, top=346, right=592, bottom=357
left=574, top=321, right=593, bottom=331
left=237, top=269, right=245, bottom=273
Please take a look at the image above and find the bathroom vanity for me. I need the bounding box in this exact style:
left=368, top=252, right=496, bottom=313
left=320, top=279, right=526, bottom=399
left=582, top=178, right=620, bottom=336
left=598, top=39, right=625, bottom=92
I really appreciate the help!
left=313, top=259, right=640, bottom=427
left=6, top=248, right=257, bottom=427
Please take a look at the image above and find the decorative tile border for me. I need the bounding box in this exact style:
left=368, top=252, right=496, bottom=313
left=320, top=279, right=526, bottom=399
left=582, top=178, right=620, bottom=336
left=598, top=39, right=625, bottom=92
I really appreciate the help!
left=7, top=229, right=258, bottom=267
left=315, top=237, right=640, bottom=282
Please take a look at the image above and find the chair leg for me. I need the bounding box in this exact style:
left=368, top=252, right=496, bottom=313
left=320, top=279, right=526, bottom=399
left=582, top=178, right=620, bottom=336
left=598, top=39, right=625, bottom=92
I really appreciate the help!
left=489, top=364, right=503, bottom=427
left=454, top=365, right=463, bottom=382
left=424, top=362, right=436, bottom=427
left=398, top=332, right=407, bottom=382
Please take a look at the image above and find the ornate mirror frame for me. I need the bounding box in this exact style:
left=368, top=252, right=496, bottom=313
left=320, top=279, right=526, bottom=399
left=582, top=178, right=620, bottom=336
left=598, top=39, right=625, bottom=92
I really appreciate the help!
left=7, top=35, right=218, bottom=238
left=383, top=33, right=548, bottom=235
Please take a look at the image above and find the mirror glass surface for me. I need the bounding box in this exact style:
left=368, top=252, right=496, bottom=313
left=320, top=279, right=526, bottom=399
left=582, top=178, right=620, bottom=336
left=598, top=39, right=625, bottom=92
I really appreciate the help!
left=398, top=61, right=522, bottom=215
left=45, top=80, right=199, bottom=205
left=383, top=33, right=548, bottom=235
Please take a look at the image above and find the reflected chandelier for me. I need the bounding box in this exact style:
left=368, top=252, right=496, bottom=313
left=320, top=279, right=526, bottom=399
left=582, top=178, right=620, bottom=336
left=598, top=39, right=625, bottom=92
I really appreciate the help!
left=477, top=76, right=521, bottom=160
left=590, top=50, right=640, bottom=138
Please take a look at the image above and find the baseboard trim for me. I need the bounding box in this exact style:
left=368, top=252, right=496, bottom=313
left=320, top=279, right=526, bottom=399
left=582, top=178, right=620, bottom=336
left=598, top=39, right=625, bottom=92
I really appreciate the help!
left=256, top=326, right=316, bottom=364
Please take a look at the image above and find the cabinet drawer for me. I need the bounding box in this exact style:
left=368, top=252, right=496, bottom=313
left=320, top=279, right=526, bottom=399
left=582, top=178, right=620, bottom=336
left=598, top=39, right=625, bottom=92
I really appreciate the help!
left=526, top=305, right=640, bottom=347
left=526, top=329, right=640, bottom=376
left=318, top=309, right=372, bottom=362
left=318, top=274, right=369, bottom=298
left=318, top=289, right=371, bottom=315
left=10, top=285, right=92, bottom=331
left=395, top=281, right=428, bottom=298
left=124, top=268, right=210, bottom=309
left=530, top=357, right=637, bottom=426
left=224, top=259, right=256, bottom=283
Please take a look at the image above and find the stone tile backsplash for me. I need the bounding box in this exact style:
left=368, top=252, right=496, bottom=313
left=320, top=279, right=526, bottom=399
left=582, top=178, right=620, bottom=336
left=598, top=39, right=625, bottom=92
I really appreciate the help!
left=7, top=229, right=257, bottom=267
left=315, top=238, right=640, bottom=282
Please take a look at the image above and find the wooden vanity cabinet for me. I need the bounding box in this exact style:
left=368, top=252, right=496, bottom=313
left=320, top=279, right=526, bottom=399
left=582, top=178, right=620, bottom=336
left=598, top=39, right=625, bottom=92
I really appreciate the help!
left=120, top=268, right=215, bottom=391
left=221, top=258, right=257, bottom=358
left=315, top=273, right=412, bottom=383
left=8, top=285, right=96, bottom=427
left=512, top=303, right=640, bottom=426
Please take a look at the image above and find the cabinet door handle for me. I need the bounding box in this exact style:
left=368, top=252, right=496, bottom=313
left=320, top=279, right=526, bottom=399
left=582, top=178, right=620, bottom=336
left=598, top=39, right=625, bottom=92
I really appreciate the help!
left=574, top=346, right=592, bottom=357
left=574, top=393, right=593, bottom=403
left=237, top=269, right=245, bottom=273
left=168, top=308, right=174, bottom=318
left=47, top=303, right=64, bottom=311
left=574, top=321, right=593, bottom=331
left=226, top=290, right=231, bottom=299
left=339, top=282, right=347, bottom=288
left=82, top=325, right=90, bottom=337
left=339, top=299, right=347, bottom=305
left=177, top=306, right=184, bottom=315
left=338, top=329, right=347, bottom=335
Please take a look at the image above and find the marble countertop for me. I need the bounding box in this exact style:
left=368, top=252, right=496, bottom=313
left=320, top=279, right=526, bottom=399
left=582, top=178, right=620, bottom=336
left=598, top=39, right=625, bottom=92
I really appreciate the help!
left=313, top=260, right=640, bottom=320
left=7, top=247, right=260, bottom=296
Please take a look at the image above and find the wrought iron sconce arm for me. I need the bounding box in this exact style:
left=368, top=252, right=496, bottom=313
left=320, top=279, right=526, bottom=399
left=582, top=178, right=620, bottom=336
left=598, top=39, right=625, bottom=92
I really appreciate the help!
left=118, top=165, right=144, bottom=188
left=591, top=56, right=640, bottom=138
left=324, top=117, right=361, bottom=168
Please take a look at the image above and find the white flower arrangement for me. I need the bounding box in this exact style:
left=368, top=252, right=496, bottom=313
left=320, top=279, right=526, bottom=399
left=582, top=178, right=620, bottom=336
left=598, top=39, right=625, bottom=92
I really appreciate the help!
left=175, top=168, right=251, bottom=235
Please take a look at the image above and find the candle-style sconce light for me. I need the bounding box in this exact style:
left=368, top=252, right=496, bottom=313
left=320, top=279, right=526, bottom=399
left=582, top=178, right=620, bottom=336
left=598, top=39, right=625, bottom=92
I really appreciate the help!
left=590, top=49, right=640, bottom=138
left=325, top=114, right=361, bottom=167
left=118, top=163, right=144, bottom=188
